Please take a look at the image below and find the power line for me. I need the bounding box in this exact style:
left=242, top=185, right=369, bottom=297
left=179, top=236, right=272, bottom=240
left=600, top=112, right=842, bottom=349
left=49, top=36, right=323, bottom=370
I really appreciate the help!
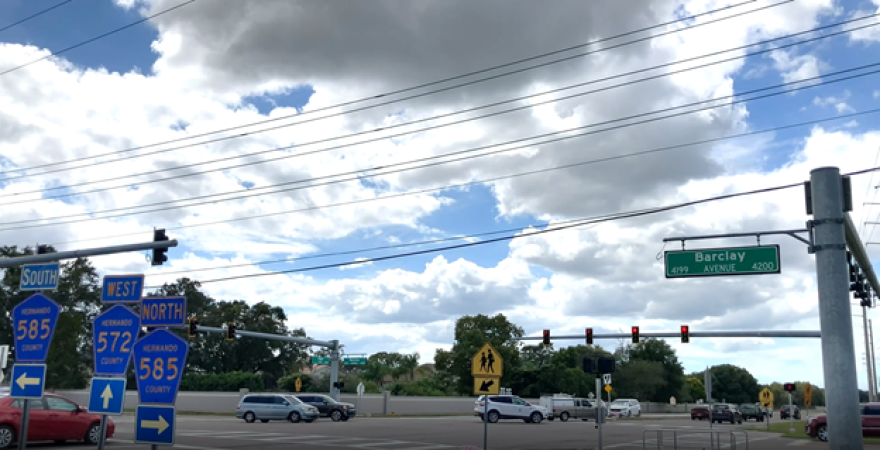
left=0, top=0, right=195, bottom=77
left=6, top=10, right=875, bottom=200
left=3, top=59, right=876, bottom=230
left=41, top=105, right=880, bottom=246
left=0, top=0, right=784, bottom=177
left=0, top=0, right=74, bottom=34
left=148, top=169, right=880, bottom=289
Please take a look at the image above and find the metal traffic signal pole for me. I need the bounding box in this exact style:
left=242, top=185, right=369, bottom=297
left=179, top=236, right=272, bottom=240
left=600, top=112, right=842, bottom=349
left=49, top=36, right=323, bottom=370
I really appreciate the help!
left=809, top=167, right=863, bottom=449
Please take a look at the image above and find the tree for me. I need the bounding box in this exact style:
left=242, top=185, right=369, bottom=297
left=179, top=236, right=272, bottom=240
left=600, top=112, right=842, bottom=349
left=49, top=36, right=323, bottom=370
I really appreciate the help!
left=433, top=314, right=525, bottom=395
left=614, top=360, right=665, bottom=401
left=626, top=339, right=685, bottom=402
left=708, top=364, right=760, bottom=404
left=0, top=247, right=102, bottom=389
left=681, top=376, right=705, bottom=403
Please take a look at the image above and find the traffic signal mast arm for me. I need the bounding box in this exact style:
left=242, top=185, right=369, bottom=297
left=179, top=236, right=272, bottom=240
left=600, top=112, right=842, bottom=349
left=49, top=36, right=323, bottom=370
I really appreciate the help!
left=0, top=239, right=179, bottom=268
left=194, top=324, right=338, bottom=348
left=514, top=329, right=821, bottom=341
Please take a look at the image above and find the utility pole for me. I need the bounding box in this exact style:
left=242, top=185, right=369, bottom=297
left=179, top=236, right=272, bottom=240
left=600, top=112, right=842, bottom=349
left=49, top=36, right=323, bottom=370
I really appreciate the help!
left=872, top=319, right=879, bottom=397
left=809, top=167, right=863, bottom=449
left=329, top=340, right=341, bottom=401
left=863, top=306, right=875, bottom=402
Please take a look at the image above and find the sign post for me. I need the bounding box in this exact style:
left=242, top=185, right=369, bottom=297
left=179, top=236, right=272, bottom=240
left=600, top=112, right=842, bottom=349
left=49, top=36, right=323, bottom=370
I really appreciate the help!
left=357, top=382, right=365, bottom=415
left=664, top=245, right=781, bottom=278
left=759, top=387, right=774, bottom=430
left=90, top=274, right=144, bottom=450
left=133, top=328, right=189, bottom=448
left=471, top=342, right=503, bottom=450
left=11, top=292, right=60, bottom=450
left=788, top=392, right=795, bottom=434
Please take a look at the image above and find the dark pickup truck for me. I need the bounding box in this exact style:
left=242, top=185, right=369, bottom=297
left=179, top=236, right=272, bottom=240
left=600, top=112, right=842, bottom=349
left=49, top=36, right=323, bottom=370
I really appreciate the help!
left=739, top=403, right=764, bottom=422
left=294, top=393, right=358, bottom=422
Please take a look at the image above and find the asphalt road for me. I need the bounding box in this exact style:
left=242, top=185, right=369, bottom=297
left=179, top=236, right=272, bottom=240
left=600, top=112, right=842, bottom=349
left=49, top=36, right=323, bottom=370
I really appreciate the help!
left=25, top=415, right=829, bottom=450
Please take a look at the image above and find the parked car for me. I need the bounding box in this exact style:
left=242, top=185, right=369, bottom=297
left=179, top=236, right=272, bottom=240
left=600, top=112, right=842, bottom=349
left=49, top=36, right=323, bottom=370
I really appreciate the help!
left=540, top=396, right=598, bottom=422
left=691, top=404, right=710, bottom=420
left=293, top=394, right=357, bottom=422
left=236, top=394, right=319, bottom=423
left=739, top=403, right=764, bottom=422
left=805, top=402, right=880, bottom=442
left=711, top=403, right=743, bottom=424
left=0, top=392, right=114, bottom=449
left=474, top=395, right=549, bottom=424
left=779, top=405, right=800, bottom=420
left=608, top=399, right=641, bottom=417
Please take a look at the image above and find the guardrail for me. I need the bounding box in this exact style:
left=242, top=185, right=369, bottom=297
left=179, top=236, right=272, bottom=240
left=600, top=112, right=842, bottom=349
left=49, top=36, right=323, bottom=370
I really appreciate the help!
left=642, top=428, right=749, bottom=449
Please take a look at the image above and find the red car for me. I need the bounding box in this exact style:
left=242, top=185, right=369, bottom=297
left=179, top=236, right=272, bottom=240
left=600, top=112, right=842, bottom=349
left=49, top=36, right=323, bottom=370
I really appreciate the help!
left=691, top=404, right=710, bottom=420
left=805, top=402, right=880, bottom=442
left=0, top=393, right=114, bottom=448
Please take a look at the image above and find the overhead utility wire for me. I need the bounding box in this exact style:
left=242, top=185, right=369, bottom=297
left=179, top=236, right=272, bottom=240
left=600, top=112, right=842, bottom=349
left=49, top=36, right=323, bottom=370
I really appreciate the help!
left=4, top=60, right=876, bottom=228
left=9, top=10, right=874, bottom=200
left=148, top=170, right=880, bottom=289
left=10, top=13, right=877, bottom=202
left=0, top=0, right=74, bottom=34
left=144, top=107, right=880, bottom=277
left=48, top=106, right=880, bottom=248
left=0, top=0, right=195, bottom=76
left=0, top=0, right=782, bottom=177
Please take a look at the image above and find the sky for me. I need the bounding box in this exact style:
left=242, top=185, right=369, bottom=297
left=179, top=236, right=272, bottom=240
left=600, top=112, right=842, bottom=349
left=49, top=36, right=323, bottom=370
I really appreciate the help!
left=2, top=0, right=880, bottom=393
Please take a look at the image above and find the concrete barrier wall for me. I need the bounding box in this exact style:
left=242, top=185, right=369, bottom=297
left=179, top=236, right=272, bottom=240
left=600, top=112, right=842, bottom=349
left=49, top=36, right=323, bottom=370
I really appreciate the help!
left=52, top=389, right=702, bottom=416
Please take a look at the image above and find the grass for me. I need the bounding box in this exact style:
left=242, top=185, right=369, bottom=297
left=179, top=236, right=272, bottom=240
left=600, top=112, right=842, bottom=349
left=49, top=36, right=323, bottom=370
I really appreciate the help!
left=747, top=421, right=880, bottom=445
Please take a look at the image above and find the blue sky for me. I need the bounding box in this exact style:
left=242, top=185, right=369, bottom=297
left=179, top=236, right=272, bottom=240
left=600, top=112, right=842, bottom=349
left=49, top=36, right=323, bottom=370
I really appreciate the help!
left=4, top=0, right=880, bottom=284
left=5, top=0, right=880, bottom=388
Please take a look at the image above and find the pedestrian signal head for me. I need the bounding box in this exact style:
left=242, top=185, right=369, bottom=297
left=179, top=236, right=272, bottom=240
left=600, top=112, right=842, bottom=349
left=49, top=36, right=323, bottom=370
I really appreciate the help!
left=585, top=327, right=593, bottom=345
left=784, top=382, right=796, bottom=393
left=542, top=329, right=550, bottom=346
left=631, top=326, right=640, bottom=344
left=680, top=325, right=690, bottom=344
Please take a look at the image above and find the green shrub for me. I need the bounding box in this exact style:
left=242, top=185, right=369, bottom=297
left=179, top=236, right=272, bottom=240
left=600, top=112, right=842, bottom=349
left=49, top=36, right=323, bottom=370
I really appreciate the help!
left=180, top=371, right=264, bottom=391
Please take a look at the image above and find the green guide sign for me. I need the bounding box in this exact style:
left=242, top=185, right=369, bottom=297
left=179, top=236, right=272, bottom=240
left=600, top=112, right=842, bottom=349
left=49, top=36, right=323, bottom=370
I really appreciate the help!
left=664, top=245, right=781, bottom=278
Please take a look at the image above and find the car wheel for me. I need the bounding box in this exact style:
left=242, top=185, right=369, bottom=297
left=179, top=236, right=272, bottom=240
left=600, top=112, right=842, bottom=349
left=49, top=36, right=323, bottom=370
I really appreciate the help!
left=331, top=410, right=343, bottom=422
left=488, top=410, right=500, bottom=423
left=84, top=423, right=102, bottom=445
left=530, top=412, right=542, bottom=424
left=244, top=412, right=256, bottom=423
left=817, top=424, right=828, bottom=442
left=0, top=425, right=14, bottom=449
left=341, top=416, right=349, bottom=421
left=288, top=412, right=301, bottom=423
left=560, top=412, right=570, bottom=422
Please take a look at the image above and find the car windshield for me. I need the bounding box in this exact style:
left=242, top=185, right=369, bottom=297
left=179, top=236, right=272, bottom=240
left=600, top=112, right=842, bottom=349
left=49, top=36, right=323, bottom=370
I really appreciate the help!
left=611, top=400, right=628, bottom=405
left=284, top=396, right=303, bottom=404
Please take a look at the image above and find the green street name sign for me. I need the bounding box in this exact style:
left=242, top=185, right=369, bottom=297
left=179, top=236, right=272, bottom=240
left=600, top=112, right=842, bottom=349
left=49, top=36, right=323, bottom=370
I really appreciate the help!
left=311, top=356, right=330, bottom=364
left=664, top=245, right=781, bottom=278
left=343, top=357, right=367, bottom=365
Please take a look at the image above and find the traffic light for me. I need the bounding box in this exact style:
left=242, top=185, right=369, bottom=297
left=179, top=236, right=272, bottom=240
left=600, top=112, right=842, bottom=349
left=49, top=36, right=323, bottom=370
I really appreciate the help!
left=151, top=228, right=169, bottom=266
left=784, top=382, right=796, bottom=393
left=226, top=322, right=236, bottom=342
left=631, top=326, right=640, bottom=344
left=585, top=328, right=593, bottom=345
left=542, top=329, right=550, bottom=346
left=36, top=244, right=51, bottom=254
left=680, top=325, right=690, bottom=344
left=597, top=356, right=616, bottom=374
left=332, top=381, right=345, bottom=389
left=582, top=357, right=596, bottom=374
left=188, top=317, right=198, bottom=340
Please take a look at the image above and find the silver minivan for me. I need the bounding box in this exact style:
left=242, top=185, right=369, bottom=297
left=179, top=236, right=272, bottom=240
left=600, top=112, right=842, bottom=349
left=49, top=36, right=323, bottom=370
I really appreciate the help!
left=236, top=394, right=320, bottom=423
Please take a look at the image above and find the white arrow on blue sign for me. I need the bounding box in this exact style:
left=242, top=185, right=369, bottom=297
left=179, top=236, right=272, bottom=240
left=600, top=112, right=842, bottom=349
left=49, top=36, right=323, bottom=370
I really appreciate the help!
left=10, top=364, right=46, bottom=399
left=132, top=329, right=189, bottom=405
left=19, top=263, right=60, bottom=291
left=135, top=405, right=176, bottom=446
left=88, top=377, right=127, bottom=415
left=12, top=293, right=60, bottom=363
left=93, top=305, right=141, bottom=376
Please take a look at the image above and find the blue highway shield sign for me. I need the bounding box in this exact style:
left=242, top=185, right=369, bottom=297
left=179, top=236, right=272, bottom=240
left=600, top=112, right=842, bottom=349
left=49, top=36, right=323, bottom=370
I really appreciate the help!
left=12, top=293, right=60, bottom=363
left=93, top=305, right=141, bottom=376
left=132, top=329, right=189, bottom=404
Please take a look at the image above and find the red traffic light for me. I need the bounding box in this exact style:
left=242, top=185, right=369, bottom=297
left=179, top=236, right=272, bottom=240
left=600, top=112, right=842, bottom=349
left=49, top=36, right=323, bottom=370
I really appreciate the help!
left=585, top=327, right=593, bottom=345
left=632, top=327, right=638, bottom=333
left=542, top=329, right=550, bottom=346
left=681, top=326, right=688, bottom=332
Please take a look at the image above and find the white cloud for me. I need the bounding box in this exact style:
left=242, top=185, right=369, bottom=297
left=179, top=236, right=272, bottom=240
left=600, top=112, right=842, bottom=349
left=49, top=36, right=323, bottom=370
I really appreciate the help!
left=0, top=0, right=876, bottom=391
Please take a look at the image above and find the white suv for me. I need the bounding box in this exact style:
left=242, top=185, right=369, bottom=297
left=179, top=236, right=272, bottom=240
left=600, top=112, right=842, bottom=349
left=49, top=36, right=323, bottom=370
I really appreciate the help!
left=474, top=395, right=549, bottom=424
left=608, top=398, right=641, bottom=417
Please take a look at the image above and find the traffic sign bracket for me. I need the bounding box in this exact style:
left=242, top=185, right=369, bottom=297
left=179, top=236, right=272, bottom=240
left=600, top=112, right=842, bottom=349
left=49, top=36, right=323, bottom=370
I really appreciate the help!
left=662, top=225, right=813, bottom=252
